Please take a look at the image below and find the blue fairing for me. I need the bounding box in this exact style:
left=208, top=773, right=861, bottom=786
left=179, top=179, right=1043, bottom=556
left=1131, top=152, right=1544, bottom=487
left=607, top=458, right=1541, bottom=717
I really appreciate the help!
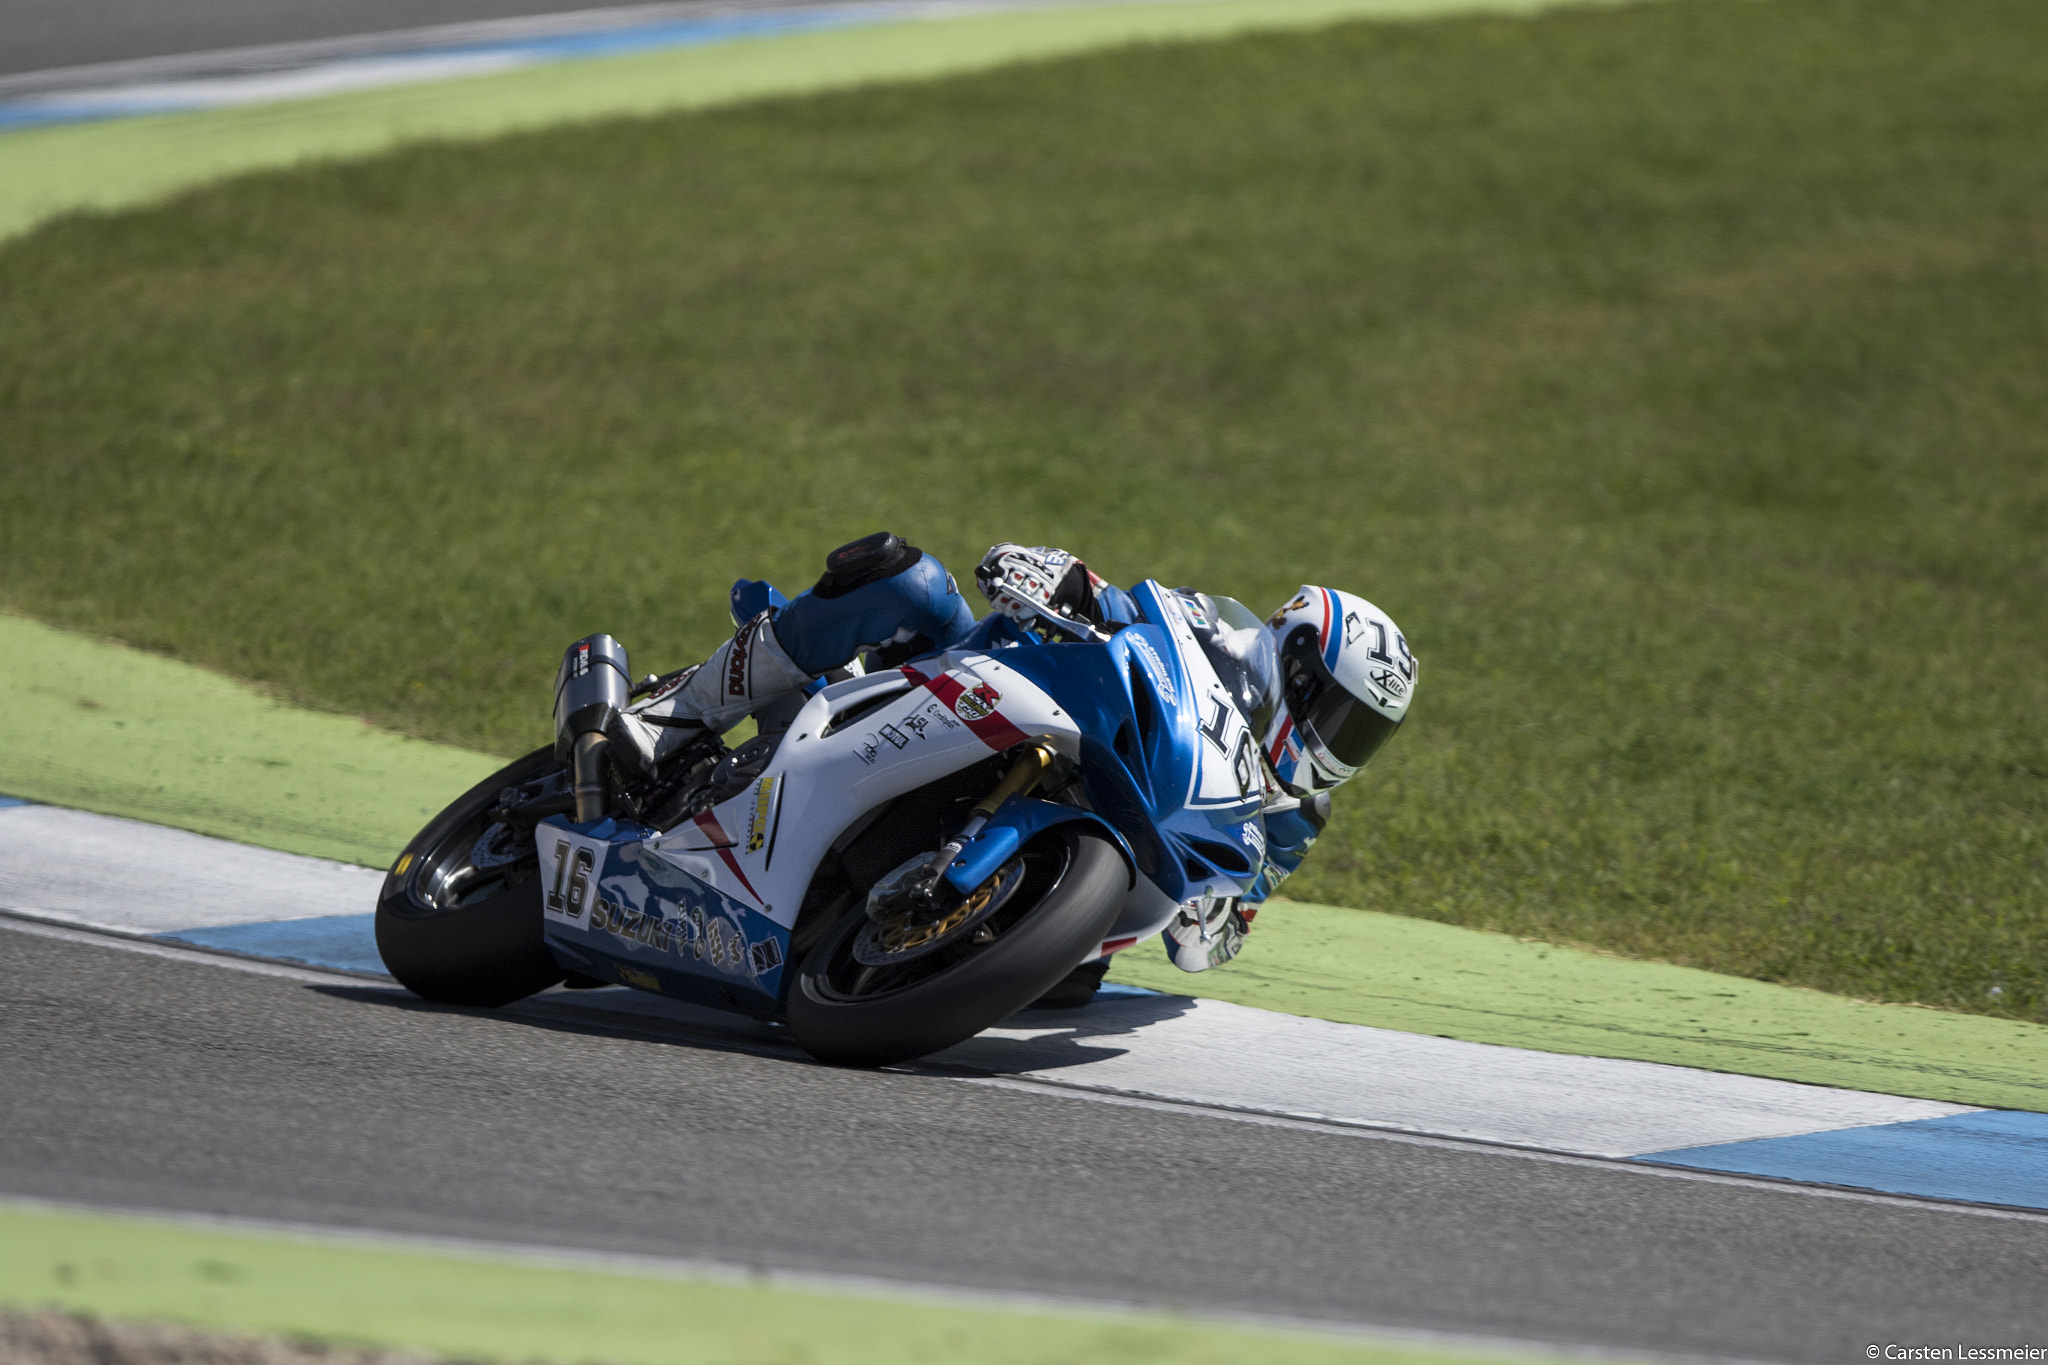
left=987, top=587, right=1265, bottom=906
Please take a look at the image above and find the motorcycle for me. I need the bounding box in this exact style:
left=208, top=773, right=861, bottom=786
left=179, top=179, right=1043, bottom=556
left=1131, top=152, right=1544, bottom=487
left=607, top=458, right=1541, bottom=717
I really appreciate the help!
left=374, top=580, right=1275, bottom=1066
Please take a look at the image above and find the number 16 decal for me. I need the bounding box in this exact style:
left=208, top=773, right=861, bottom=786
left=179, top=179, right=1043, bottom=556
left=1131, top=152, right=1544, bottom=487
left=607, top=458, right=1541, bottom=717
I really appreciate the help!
left=546, top=839, right=595, bottom=919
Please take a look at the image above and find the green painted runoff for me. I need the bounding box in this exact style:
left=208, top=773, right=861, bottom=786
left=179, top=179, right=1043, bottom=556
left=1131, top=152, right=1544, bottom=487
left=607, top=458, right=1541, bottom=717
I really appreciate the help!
left=0, top=615, right=495, bottom=869
left=6, top=613, right=2045, bottom=1112
left=0, top=1203, right=1578, bottom=1365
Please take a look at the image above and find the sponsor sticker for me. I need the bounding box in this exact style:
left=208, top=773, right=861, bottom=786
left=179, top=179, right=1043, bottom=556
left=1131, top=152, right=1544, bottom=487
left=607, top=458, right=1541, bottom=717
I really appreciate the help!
left=725, top=618, right=756, bottom=697
left=879, top=723, right=910, bottom=749
left=1369, top=667, right=1408, bottom=698
left=954, top=682, right=1001, bottom=722
left=1270, top=593, right=1311, bottom=628
left=589, top=895, right=680, bottom=953
left=644, top=665, right=697, bottom=707
left=745, top=775, right=777, bottom=853
left=1128, top=635, right=1177, bottom=706
left=705, top=916, right=747, bottom=974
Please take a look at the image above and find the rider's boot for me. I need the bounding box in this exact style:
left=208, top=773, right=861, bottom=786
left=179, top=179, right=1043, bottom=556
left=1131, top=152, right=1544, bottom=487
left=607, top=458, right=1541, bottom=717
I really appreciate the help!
left=606, top=611, right=813, bottom=776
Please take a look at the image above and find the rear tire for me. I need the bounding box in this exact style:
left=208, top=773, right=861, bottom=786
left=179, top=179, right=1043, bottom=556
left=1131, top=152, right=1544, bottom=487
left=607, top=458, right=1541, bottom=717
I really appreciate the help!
left=375, top=747, right=567, bottom=1008
left=787, top=827, right=1126, bottom=1067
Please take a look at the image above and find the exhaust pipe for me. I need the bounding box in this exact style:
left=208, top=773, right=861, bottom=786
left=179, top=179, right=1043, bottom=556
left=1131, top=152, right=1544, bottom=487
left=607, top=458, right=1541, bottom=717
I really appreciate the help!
left=552, top=634, right=631, bottom=824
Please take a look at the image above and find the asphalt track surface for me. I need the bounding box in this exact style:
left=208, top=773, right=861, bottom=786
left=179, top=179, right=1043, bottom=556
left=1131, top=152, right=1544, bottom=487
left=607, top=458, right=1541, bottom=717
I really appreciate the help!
left=2, top=0, right=858, bottom=78
left=7, top=923, right=2046, bottom=1362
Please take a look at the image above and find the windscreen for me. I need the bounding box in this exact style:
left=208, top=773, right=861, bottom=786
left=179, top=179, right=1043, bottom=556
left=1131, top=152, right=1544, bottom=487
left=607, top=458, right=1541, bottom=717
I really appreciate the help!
left=1183, top=593, right=1281, bottom=741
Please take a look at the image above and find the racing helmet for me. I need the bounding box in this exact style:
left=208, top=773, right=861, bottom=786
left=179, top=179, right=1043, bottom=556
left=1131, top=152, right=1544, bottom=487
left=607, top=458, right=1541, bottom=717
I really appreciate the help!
left=1263, top=586, right=1415, bottom=793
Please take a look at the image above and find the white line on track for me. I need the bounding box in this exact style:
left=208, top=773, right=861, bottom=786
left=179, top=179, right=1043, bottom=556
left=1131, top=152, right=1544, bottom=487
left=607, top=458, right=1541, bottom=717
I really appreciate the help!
left=0, top=0, right=1132, bottom=125
left=0, top=0, right=1060, bottom=97
left=0, top=1193, right=1782, bottom=1365
left=8, top=912, right=2043, bottom=1227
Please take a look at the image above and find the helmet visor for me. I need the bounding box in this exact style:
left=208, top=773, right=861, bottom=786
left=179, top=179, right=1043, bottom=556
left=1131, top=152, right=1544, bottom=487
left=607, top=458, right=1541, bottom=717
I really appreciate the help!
left=1299, top=686, right=1402, bottom=776
left=1280, top=624, right=1402, bottom=778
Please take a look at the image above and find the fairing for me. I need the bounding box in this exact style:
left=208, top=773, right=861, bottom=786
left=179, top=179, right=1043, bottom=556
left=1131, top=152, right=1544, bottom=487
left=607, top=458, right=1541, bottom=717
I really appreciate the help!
left=537, top=580, right=1268, bottom=1016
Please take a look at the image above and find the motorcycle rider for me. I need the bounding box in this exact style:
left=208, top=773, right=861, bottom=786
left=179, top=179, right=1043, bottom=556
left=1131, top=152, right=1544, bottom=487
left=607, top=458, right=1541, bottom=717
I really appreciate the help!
left=607, top=531, right=1416, bottom=1004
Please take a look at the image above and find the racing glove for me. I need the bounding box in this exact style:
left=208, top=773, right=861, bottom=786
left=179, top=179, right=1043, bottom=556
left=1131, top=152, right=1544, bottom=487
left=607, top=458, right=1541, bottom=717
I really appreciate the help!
left=975, top=544, right=1107, bottom=628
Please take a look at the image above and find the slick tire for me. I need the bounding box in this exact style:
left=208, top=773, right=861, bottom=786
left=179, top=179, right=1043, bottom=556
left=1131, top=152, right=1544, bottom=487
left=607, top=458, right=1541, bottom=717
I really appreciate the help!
left=375, top=746, right=567, bottom=1008
left=787, top=827, right=1126, bottom=1068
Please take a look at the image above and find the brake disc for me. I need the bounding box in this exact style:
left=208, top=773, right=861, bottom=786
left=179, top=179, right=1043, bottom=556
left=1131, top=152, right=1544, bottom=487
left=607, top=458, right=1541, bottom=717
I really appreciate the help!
left=468, top=821, right=527, bottom=870
left=853, top=857, right=1026, bottom=967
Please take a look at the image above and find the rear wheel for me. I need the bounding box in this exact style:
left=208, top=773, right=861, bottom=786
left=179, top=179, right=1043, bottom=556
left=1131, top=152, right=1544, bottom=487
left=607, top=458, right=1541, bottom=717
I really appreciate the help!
left=787, top=827, right=1126, bottom=1067
left=375, top=747, right=568, bottom=1007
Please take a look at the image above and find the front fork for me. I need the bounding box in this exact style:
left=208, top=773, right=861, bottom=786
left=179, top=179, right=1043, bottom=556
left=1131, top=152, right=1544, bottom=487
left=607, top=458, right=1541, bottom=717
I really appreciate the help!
left=865, top=742, right=1057, bottom=922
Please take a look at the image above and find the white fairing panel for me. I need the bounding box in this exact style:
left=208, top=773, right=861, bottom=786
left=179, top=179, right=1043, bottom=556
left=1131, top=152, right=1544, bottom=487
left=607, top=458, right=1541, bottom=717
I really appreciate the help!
left=644, top=653, right=1083, bottom=928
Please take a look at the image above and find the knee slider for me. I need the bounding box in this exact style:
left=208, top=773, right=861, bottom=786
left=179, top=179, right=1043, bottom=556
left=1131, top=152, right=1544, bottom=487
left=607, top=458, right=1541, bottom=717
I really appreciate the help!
left=812, top=530, right=924, bottom=600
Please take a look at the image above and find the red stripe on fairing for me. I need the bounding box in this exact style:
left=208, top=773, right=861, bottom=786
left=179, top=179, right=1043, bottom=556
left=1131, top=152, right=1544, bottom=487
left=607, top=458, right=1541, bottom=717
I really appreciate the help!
left=687, top=808, right=762, bottom=904
left=1267, top=715, right=1294, bottom=766
left=1098, top=936, right=1139, bottom=956
left=715, top=846, right=762, bottom=904
left=1317, top=589, right=1332, bottom=649
left=902, top=664, right=1032, bottom=752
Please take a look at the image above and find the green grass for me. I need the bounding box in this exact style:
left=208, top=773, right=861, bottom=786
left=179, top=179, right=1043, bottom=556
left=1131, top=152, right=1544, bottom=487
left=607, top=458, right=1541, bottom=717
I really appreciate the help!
left=1, top=1202, right=1574, bottom=1365
left=0, top=0, right=1632, bottom=245
left=2, top=0, right=2044, bottom=1024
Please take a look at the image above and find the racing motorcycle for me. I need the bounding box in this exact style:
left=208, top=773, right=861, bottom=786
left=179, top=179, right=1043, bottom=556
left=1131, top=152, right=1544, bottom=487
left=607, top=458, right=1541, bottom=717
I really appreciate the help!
left=374, top=581, right=1276, bottom=1066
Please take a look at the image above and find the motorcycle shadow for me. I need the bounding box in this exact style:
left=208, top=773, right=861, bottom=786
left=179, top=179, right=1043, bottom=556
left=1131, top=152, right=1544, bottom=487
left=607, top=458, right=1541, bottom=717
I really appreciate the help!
left=926, top=987, right=1200, bottom=1075
left=314, top=979, right=1201, bottom=1076
left=308, top=981, right=802, bottom=1061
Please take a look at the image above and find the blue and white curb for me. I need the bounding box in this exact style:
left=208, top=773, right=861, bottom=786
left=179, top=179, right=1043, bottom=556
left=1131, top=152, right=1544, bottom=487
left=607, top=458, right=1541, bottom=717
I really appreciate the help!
left=3, top=796, right=2045, bottom=1211
left=0, top=0, right=1060, bottom=131
left=1638, top=1110, right=2048, bottom=1211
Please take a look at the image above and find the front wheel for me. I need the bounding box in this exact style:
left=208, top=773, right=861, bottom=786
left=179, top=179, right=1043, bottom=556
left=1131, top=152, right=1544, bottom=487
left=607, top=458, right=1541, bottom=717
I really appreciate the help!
left=375, top=746, right=568, bottom=1007
left=787, top=827, right=1127, bottom=1067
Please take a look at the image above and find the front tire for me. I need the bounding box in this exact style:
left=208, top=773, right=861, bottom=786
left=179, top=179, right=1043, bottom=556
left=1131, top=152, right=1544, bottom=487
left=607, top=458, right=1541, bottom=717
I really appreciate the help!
left=787, top=827, right=1126, bottom=1067
left=375, top=747, right=567, bottom=1007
